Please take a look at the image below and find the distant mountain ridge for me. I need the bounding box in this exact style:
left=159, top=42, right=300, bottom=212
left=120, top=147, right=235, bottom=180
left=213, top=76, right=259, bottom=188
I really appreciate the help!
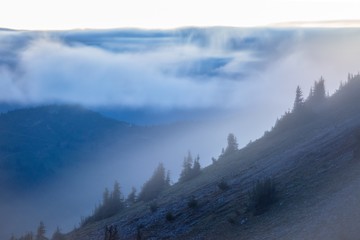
left=0, top=104, right=138, bottom=190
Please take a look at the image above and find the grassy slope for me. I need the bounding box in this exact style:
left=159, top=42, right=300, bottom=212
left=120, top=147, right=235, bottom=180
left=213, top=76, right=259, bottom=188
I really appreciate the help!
left=68, top=77, right=360, bottom=239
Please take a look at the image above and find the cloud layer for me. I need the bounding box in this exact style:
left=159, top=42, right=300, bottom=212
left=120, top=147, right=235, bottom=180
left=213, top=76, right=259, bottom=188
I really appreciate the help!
left=1, top=27, right=360, bottom=119
left=0, top=28, right=292, bottom=108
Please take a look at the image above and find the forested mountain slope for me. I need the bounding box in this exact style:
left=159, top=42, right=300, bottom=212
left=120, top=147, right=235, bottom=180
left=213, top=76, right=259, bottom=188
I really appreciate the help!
left=67, top=74, right=360, bottom=239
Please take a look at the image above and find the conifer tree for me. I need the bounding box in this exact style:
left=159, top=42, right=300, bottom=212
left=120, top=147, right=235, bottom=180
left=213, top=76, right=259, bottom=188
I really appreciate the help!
left=293, top=85, right=304, bottom=112
left=307, top=86, right=314, bottom=102
left=313, top=76, right=326, bottom=101
left=225, top=133, right=238, bottom=155
left=108, top=181, right=124, bottom=214
left=103, top=188, right=110, bottom=206
left=36, top=221, right=46, bottom=240
left=165, top=170, right=171, bottom=187
left=138, top=163, right=168, bottom=202
left=126, top=187, right=137, bottom=206
left=192, top=155, right=201, bottom=177
left=179, top=152, right=201, bottom=182
left=112, top=181, right=122, bottom=204
left=307, top=77, right=326, bottom=104
left=179, top=151, right=194, bottom=182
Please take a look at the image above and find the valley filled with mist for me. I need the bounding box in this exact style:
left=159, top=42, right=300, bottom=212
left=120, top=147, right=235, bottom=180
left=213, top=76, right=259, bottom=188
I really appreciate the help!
left=2, top=27, right=360, bottom=239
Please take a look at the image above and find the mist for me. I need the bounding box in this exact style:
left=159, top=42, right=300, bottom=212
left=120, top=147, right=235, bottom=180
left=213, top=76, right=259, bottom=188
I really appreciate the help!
left=1, top=27, right=360, bottom=238
left=1, top=28, right=359, bottom=122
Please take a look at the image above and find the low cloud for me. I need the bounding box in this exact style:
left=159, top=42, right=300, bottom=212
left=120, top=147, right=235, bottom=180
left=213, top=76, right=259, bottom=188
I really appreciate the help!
left=8, top=40, right=220, bottom=108
left=0, top=28, right=297, bottom=110
left=0, top=27, right=359, bottom=119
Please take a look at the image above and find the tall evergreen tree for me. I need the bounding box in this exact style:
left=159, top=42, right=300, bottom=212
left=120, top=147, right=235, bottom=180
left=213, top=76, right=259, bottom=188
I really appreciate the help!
left=192, top=155, right=201, bottom=177
left=179, top=152, right=201, bottom=182
left=138, top=163, right=168, bottom=202
left=126, top=187, right=137, bottom=206
left=108, top=181, right=124, bottom=214
left=225, top=133, right=238, bottom=155
left=103, top=188, right=110, bottom=206
left=313, top=76, right=326, bottom=101
left=307, top=77, right=326, bottom=104
left=165, top=170, right=171, bottom=187
left=36, top=221, right=46, bottom=240
left=82, top=181, right=125, bottom=225
left=293, top=85, right=304, bottom=112
left=179, top=151, right=194, bottom=182
left=307, top=86, right=314, bottom=102
left=112, top=181, right=122, bottom=203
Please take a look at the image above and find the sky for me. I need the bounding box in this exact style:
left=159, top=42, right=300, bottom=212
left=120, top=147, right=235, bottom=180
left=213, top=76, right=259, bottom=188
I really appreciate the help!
left=1, top=0, right=360, bottom=30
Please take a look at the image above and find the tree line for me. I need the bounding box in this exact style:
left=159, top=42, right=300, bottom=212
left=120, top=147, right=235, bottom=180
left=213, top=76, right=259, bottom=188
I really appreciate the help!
left=81, top=131, right=240, bottom=226
left=10, top=221, right=66, bottom=240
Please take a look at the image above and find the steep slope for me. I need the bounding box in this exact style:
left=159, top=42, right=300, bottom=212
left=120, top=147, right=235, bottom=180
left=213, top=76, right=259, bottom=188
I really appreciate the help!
left=67, top=75, right=360, bottom=239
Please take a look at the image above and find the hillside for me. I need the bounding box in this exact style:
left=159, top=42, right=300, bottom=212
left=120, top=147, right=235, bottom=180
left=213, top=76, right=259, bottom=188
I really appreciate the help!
left=0, top=104, right=138, bottom=190
left=1, top=104, right=227, bottom=240
left=65, top=74, right=360, bottom=239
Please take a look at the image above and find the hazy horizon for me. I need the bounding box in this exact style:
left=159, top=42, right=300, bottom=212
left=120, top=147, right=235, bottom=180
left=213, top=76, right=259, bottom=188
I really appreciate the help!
left=1, top=0, right=360, bottom=30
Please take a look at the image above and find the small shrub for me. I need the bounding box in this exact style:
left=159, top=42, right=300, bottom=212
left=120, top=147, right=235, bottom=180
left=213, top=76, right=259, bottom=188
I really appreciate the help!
left=165, top=212, right=175, bottom=222
left=187, top=196, right=198, bottom=209
left=149, top=202, right=158, bottom=213
left=217, top=178, right=230, bottom=191
left=247, top=178, right=277, bottom=215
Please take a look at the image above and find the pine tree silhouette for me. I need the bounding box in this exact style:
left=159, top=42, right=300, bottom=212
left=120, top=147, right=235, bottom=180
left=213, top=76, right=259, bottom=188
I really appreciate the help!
left=138, top=163, right=168, bottom=202
left=293, top=86, right=304, bottom=112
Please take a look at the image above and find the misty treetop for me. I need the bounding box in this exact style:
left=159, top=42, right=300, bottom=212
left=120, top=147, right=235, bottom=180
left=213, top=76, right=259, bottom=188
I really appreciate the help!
left=271, top=75, right=360, bottom=135
left=126, top=187, right=137, bottom=206
left=291, top=77, right=327, bottom=115
left=217, top=133, right=239, bottom=161
left=10, top=221, right=53, bottom=240
left=81, top=181, right=125, bottom=225
left=36, top=221, right=47, bottom=240
left=306, top=77, right=326, bottom=106
left=138, top=163, right=171, bottom=202
left=179, top=152, right=201, bottom=182
left=292, top=77, right=327, bottom=114
left=225, top=133, right=238, bottom=154
left=293, top=85, right=304, bottom=112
